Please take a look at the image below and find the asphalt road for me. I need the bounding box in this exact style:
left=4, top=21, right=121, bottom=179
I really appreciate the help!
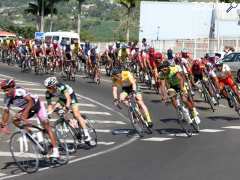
left=0, top=63, right=239, bottom=180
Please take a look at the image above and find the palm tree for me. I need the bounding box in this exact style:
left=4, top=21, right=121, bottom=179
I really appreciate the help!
left=49, top=0, right=69, bottom=32
left=115, top=0, right=139, bottom=42
left=25, top=0, right=56, bottom=32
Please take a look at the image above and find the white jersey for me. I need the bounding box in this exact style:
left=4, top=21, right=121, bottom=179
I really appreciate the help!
left=215, top=64, right=231, bottom=79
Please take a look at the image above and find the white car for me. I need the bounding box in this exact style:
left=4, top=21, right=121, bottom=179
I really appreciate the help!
left=221, top=52, right=240, bottom=82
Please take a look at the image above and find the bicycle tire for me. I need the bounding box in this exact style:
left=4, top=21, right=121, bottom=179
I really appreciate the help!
left=54, top=119, right=78, bottom=154
left=128, top=109, right=144, bottom=137
left=55, top=130, right=70, bottom=165
left=10, top=131, right=40, bottom=173
left=202, top=82, right=215, bottom=112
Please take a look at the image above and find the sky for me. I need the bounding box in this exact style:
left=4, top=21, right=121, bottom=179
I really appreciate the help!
left=139, top=1, right=240, bottom=41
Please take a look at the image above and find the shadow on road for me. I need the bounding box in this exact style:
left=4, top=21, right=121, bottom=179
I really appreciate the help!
left=160, top=118, right=178, bottom=123
left=207, top=116, right=240, bottom=121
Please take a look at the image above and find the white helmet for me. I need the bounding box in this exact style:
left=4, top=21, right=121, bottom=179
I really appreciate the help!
left=44, top=77, right=58, bottom=87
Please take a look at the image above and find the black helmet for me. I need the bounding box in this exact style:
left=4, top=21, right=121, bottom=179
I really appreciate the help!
left=111, top=66, right=122, bottom=76
left=159, top=61, right=170, bottom=70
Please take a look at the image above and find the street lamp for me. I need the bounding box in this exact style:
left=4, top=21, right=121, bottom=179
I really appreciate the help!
left=157, top=26, right=160, bottom=41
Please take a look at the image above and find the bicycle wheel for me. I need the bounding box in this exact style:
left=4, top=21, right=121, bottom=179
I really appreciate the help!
left=9, top=131, right=40, bottom=173
left=128, top=109, right=144, bottom=137
left=55, top=131, right=70, bottom=165
left=202, top=82, right=215, bottom=112
left=54, top=119, right=78, bottom=154
left=177, top=108, right=193, bottom=137
left=82, top=114, right=97, bottom=146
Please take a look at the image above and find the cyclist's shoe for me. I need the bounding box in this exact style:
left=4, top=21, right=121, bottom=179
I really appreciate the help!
left=84, top=135, right=92, bottom=142
left=216, top=93, right=221, bottom=99
left=227, top=98, right=234, bottom=108
left=212, top=97, right=218, bottom=106
left=0, top=126, right=11, bottom=135
left=49, top=148, right=60, bottom=159
left=193, top=116, right=201, bottom=125
left=147, top=121, right=153, bottom=128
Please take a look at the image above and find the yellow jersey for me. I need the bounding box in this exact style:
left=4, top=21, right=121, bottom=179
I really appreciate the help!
left=112, top=71, right=134, bottom=87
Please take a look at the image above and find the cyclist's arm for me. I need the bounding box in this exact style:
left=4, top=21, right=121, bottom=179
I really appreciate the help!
left=129, top=76, right=137, bottom=92
left=64, top=91, right=72, bottom=109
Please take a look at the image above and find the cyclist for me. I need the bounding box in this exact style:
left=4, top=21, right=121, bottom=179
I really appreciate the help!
left=0, top=79, right=59, bottom=158
left=159, top=61, right=200, bottom=124
left=44, top=77, right=92, bottom=142
left=215, top=62, right=240, bottom=107
left=111, top=67, right=153, bottom=128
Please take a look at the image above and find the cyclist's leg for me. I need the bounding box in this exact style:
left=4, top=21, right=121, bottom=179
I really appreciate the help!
left=37, top=101, right=58, bottom=149
left=136, top=94, right=152, bottom=125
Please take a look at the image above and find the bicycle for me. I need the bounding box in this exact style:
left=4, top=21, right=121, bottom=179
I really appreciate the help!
left=115, top=92, right=152, bottom=137
left=53, top=108, right=97, bottom=153
left=9, top=121, right=69, bottom=173
left=168, top=89, right=200, bottom=137
left=224, top=85, right=240, bottom=117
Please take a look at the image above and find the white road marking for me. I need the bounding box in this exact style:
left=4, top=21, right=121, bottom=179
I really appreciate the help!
left=168, top=133, right=198, bottom=137
left=200, top=129, right=225, bottom=133
left=141, top=137, right=173, bottom=142
left=222, top=126, right=240, bottom=129
left=64, top=139, right=115, bottom=145
left=95, top=129, right=111, bottom=133
left=97, top=142, right=115, bottom=145
left=89, top=120, right=126, bottom=125
left=0, top=174, right=6, bottom=177
left=81, top=111, right=111, bottom=115
left=0, top=151, right=39, bottom=158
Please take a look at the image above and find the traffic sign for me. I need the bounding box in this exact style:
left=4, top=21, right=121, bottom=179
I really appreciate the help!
left=35, top=32, right=44, bottom=40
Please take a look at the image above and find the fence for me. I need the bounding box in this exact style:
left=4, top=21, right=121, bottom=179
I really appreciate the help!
left=151, top=38, right=240, bottom=58
left=95, top=37, right=240, bottom=58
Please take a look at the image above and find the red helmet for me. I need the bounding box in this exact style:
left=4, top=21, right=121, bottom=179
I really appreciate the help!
left=1, top=79, right=15, bottom=90
left=154, top=52, right=163, bottom=60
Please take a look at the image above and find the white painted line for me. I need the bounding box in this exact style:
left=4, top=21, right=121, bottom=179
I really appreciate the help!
left=222, top=126, right=240, bottom=129
left=168, top=133, right=198, bottom=137
left=43, top=102, right=96, bottom=107
left=89, top=120, right=126, bottom=125
left=97, top=141, right=115, bottom=145
left=25, top=88, right=45, bottom=92
left=200, top=129, right=224, bottom=133
left=141, top=137, right=173, bottom=142
left=0, top=74, right=13, bottom=78
left=0, top=174, right=6, bottom=177
left=95, top=129, right=111, bottom=133
left=81, top=111, right=111, bottom=116
left=0, top=151, right=39, bottom=158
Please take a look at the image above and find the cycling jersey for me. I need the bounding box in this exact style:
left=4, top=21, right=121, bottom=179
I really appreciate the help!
left=215, top=64, right=231, bottom=79
left=45, top=83, right=78, bottom=106
left=3, top=87, right=47, bottom=121
left=4, top=87, right=38, bottom=109
left=159, top=65, right=182, bottom=87
left=112, top=71, right=135, bottom=88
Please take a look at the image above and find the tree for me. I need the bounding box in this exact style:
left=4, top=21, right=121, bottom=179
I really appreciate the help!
left=25, top=0, right=57, bottom=32
left=76, top=0, right=86, bottom=41
left=115, top=0, right=139, bottom=42
left=49, top=0, right=69, bottom=32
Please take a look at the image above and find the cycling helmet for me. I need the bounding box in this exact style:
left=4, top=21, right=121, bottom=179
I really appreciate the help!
left=1, top=79, right=15, bottom=90
left=111, top=66, right=122, bottom=76
left=159, top=61, right=170, bottom=70
left=53, top=40, right=58, bottom=44
left=44, top=77, right=58, bottom=88
left=116, top=41, right=121, bottom=49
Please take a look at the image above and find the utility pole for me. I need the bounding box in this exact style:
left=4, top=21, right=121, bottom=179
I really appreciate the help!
left=40, top=0, right=44, bottom=32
